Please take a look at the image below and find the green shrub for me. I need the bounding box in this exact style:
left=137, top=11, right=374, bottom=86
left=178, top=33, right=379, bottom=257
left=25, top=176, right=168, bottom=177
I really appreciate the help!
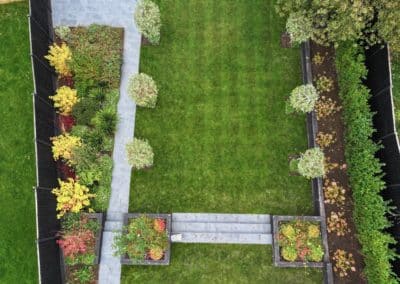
left=289, top=84, right=318, bottom=113
left=282, top=246, right=297, bottom=262
left=286, top=12, right=313, bottom=45
left=315, top=75, right=334, bottom=93
left=55, top=26, right=71, bottom=41
left=126, top=138, right=154, bottom=169
left=335, top=42, right=398, bottom=284
left=72, top=97, right=99, bottom=126
left=92, top=106, right=118, bottom=136
left=68, top=25, right=123, bottom=90
left=297, top=147, right=325, bottom=179
left=71, top=266, right=94, bottom=284
left=92, top=185, right=111, bottom=212
left=134, top=0, right=161, bottom=44
left=128, top=73, right=158, bottom=108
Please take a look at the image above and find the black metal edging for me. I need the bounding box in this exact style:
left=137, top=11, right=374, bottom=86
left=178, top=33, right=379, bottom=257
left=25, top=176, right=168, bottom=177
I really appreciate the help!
left=300, top=41, right=333, bottom=284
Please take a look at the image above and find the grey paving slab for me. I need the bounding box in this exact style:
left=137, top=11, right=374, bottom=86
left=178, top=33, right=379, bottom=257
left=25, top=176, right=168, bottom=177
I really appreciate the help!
left=172, top=213, right=271, bottom=224
left=51, top=1, right=141, bottom=283
left=172, top=221, right=271, bottom=234
left=173, top=232, right=273, bottom=245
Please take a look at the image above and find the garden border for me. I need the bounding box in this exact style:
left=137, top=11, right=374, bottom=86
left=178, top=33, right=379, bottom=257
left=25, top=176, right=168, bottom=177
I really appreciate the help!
left=121, top=213, right=172, bottom=265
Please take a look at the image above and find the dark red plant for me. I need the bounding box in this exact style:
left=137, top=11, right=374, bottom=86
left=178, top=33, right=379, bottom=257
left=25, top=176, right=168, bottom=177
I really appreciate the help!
left=58, top=115, right=75, bottom=132
left=58, top=161, right=76, bottom=180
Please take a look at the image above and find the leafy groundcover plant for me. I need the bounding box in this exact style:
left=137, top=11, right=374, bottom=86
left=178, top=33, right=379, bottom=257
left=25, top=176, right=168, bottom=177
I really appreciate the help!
left=278, top=220, right=324, bottom=263
left=57, top=213, right=101, bottom=284
left=114, top=215, right=168, bottom=263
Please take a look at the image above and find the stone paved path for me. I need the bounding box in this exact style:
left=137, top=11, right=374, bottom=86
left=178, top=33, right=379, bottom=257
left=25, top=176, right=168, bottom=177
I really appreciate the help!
left=172, top=213, right=272, bottom=244
left=51, top=1, right=141, bottom=283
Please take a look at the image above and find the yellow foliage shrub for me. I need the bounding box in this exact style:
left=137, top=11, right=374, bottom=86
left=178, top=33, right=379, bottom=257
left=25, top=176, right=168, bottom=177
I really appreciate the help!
left=52, top=178, right=95, bottom=218
left=51, top=134, right=81, bottom=163
left=44, top=43, right=72, bottom=76
left=49, top=86, right=79, bottom=115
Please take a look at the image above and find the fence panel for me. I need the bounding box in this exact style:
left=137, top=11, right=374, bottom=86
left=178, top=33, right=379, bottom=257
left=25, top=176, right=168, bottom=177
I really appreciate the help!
left=29, top=0, right=63, bottom=283
left=365, top=44, right=400, bottom=277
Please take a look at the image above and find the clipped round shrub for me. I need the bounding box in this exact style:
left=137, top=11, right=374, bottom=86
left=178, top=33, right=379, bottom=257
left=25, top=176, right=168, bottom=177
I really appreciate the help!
left=282, top=246, right=298, bottom=262
left=308, top=245, right=324, bottom=262
left=45, top=42, right=72, bottom=76
left=297, top=147, right=325, bottom=179
left=126, top=138, right=154, bottom=169
left=128, top=73, right=158, bottom=108
left=307, top=224, right=321, bottom=239
left=55, top=26, right=71, bottom=41
left=149, top=246, right=164, bottom=260
left=280, top=224, right=296, bottom=240
left=289, top=84, right=318, bottom=113
left=286, top=12, right=313, bottom=45
left=134, top=0, right=161, bottom=44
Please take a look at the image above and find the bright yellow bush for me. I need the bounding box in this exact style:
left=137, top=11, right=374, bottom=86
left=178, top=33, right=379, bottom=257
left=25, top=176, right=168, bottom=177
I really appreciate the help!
left=49, top=86, right=79, bottom=115
left=52, top=178, right=95, bottom=218
left=44, top=42, right=72, bottom=76
left=51, top=134, right=81, bottom=163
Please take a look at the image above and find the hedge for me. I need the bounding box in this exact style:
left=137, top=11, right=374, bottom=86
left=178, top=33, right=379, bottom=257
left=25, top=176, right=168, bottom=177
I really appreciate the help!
left=335, top=42, right=398, bottom=284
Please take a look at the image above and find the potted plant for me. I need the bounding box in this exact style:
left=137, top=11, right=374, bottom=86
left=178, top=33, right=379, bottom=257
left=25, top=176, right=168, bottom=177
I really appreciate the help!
left=114, top=213, right=171, bottom=265
left=272, top=215, right=326, bottom=268
left=58, top=213, right=104, bottom=269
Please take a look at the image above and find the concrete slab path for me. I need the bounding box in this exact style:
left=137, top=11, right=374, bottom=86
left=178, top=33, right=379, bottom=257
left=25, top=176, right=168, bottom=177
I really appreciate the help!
left=51, top=1, right=141, bottom=283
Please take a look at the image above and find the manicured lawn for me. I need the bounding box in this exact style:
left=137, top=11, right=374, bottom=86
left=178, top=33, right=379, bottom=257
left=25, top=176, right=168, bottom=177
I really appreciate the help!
left=126, top=0, right=321, bottom=282
left=0, top=2, right=37, bottom=283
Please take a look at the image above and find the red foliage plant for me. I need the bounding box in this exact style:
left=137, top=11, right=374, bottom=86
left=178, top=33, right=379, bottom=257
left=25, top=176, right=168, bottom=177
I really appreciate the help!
left=58, top=161, right=76, bottom=180
left=153, top=219, right=166, bottom=233
left=59, top=115, right=75, bottom=132
left=57, top=230, right=94, bottom=259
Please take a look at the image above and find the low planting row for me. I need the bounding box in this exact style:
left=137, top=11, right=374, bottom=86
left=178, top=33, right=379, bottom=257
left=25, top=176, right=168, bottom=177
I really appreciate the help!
left=335, top=42, right=398, bottom=284
left=45, top=24, right=123, bottom=283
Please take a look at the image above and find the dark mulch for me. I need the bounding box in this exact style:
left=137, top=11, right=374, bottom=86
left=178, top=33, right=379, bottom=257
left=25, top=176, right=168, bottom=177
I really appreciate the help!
left=141, top=35, right=151, bottom=46
left=280, top=32, right=291, bottom=48
left=310, top=42, right=366, bottom=284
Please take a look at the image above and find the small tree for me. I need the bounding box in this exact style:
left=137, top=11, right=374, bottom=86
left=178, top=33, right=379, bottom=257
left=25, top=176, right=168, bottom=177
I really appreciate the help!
left=289, top=84, right=318, bottom=113
left=50, top=86, right=79, bottom=115
left=126, top=138, right=154, bottom=169
left=286, top=12, right=313, bottom=44
left=128, top=73, right=158, bottom=108
left=297, top=147, right=325, bottom=179
left=134, top=0, right=161, bottom=45
left=45, top=42, right=72, bottom=76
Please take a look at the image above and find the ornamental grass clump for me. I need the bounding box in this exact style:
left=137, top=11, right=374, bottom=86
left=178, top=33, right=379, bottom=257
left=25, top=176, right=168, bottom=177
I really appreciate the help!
left=278, top=220, right=324, bottom=262
left=134, top=0, right=161, bottom=44
left=50, top=86, right=79, bottom=115
left=52, top=178, right=95, bottom=218
left=128, top=73, right=158, bottom=108
left=45, top=42, right=72, bottom=76
left=297, top=147, right=325, bottom=179
left=113, top=215, right=168, bottom=261
left=126, top=138, right=154, bottom=169
left=51, top=134, right=82, bottom=163
left=289, top=84, right=318, bottom=113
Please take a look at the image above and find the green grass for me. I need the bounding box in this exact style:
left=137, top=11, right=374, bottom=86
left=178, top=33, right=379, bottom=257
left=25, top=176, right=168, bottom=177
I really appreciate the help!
left=392, top=58, right=400, bottom=133
left=0, top=2, right=37, bottom=283
left=125, top=0, right=321, bottom=282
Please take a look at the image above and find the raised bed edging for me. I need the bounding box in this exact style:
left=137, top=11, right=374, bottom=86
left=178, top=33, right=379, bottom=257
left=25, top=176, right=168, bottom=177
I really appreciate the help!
left=59, top=212, right=104, bottom=281
left=272, top=215, right=325, bottom=268
left=300, top=41, right=333, bottom=284
left=121, top=213, right=172, bottom=265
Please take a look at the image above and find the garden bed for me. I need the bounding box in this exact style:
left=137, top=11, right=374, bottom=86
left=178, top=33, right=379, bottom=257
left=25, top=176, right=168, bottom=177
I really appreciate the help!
left=59, top=213, right=104, bottom=283
left=120, top=213, right=171, bottom=265
left=309, top=42, right=365, bottom=283
left=272, top=215, right=325, bottom=268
